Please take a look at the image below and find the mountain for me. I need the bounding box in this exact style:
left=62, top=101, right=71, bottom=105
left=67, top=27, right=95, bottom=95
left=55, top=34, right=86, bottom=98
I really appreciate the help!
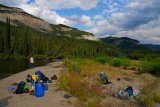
left=101, top=37, right=148, bottom=51
left=142, top=44, right=160, bottom=50
left=0, top=4, right=98, bottom=41
left=0, top=4, right=52, bottom=32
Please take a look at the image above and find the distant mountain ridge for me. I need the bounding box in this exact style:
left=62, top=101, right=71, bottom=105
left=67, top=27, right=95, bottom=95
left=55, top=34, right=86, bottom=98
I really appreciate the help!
left=101, top=37, right=160, bottom=51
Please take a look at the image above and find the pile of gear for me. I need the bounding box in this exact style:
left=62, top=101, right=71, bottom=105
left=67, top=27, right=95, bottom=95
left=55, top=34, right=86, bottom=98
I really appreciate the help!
left=99, top=72, right=140, bottom=100
left=8, top=70, right=57, bottom=97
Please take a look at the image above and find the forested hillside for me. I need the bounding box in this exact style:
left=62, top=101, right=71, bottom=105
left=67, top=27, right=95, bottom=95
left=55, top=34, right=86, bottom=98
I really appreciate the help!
left=0, top=18, right=118, bottom=59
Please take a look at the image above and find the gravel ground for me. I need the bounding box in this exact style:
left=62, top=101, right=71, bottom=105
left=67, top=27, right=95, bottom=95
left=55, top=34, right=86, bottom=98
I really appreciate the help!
left=0, top=61, right=75, bottom=107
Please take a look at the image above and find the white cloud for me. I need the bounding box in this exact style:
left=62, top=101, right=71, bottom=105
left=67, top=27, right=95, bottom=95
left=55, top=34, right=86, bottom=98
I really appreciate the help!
left=19, top=4, right=71, bottom=25
left=68, top=15, right=94, bottom=27
left=94, top=15, right=103, bottom=20
left=114, top=16, right=160, bottom=44
left=0, top=0, right=27, bottom=6
left=34, top=0, right=99, bottom=10
left=88, top=19, right=122, bottom=36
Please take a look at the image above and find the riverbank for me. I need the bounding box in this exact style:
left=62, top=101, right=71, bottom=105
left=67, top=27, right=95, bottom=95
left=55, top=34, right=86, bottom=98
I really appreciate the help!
left=0, top=61, right=76, bottom=107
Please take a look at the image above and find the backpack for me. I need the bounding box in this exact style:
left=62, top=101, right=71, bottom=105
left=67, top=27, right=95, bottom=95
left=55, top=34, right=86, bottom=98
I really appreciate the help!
left=100, top=72, right=109, bottom=84
left=35, top=71, right=48, bottom=83
left=51, top=75, right=57, bottom=80
left=124, top=86, right=133, bottom=97
left=15, top=81, right=29, bottom=94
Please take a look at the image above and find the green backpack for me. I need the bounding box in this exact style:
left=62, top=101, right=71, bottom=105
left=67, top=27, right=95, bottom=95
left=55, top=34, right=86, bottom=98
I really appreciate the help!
left=15, top=81, right=29, bottom=94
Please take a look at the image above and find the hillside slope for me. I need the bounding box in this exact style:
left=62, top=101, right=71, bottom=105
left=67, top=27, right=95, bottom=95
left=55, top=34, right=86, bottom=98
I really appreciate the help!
left=0, top=4, right=53, bottom=32
left=50, top=24, right=98, bottom=41
left=101, top=37, right=149, bottom=51
left=0, top=4, right=98, bottom=41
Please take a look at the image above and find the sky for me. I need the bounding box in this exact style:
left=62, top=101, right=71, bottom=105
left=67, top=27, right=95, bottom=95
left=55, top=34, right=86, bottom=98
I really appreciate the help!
left=0, top=0, right=160, bottom=44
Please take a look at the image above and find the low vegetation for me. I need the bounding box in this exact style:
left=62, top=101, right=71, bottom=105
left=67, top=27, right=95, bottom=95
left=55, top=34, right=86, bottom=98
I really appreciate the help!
left=59, top=58, right=160, bottom=107
left=139, top=58, right=160, bottom=74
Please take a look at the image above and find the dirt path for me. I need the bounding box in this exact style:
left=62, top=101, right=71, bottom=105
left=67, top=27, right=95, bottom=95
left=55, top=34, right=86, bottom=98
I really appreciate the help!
left=0, top=61, right=75, bottom=107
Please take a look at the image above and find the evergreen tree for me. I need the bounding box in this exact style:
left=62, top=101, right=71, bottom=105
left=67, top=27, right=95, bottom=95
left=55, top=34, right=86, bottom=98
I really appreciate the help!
left=4, top=17, right=11, bottom=54
left=0, top=29, right=4, bottom=52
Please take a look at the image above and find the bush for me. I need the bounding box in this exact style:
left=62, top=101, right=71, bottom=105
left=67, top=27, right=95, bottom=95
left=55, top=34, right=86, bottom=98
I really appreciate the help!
left=139, top=60, right=160, bottom=74
left=63, top=59, right=81, bottom=73
left=11, top=54, right=26, bottom=60
left=144, top=96, right=154, bottom=106
left=94, top=56, right=110, bottom=64
left=109, top=57, right=130, bottom=68
left=33, top=54, right=46, bottom=60
left=143, top=93, right=160, bottom=106
left=0, top=54, right=10, bottom=60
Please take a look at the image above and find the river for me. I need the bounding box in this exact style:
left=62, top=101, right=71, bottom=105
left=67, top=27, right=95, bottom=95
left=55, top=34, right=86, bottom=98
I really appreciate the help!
left=0, top=59, right=48, bottom=79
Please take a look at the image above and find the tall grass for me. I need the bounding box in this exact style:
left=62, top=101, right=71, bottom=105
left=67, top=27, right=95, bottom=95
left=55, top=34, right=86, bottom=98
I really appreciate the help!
left=60, top=59, right=104, bottom=106
left=59, top=71, right=102, bottom=102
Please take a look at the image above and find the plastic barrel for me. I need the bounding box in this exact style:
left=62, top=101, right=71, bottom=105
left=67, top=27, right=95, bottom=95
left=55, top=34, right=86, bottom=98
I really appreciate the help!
left=35, top=82, right=44, bottom=97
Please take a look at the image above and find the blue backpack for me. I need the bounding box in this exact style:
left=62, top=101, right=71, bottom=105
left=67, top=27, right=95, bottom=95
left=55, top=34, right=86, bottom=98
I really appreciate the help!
left=124, top=86, right=133, bottom=97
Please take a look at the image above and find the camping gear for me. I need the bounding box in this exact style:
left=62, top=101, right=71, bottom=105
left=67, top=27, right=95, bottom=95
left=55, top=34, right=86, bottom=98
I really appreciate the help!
left=43, top=84, right=48, bottom=91
left=32, top=74, right=38, bottom=82
left=30, top=90, right=35, bottom=95
left=35, top=82, right=45, bottom=97
left=35, top=71, right=42, bottom=82
left=51, top=75, right=57, bottom=80
left=8, top=85, right=18, bottom=93
left=118, top=90, right=129, bottom=100
left=64, top=94, right=71, bottom=99
left=117, top=78, right=121, bottom=81
left=35, top=71, right=48, bottom=83
left=48, top=80, right=53, bottom=83
left=115, top=86, right=134, bottom=100
left=100, top=72, right=109, bottom=84
left=15, top=81, right=29, bottom=94
left=26, top=74, right=32, bottom=82
left=124, top=86, right=133, bottom=97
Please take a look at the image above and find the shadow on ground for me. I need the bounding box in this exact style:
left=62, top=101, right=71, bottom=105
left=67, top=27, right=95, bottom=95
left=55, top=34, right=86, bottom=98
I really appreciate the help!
left=0, top=96, right=12, bottom=107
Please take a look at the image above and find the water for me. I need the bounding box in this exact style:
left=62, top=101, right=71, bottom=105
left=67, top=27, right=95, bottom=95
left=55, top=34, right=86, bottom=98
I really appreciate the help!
left=0, top=59, right=48, bottom=79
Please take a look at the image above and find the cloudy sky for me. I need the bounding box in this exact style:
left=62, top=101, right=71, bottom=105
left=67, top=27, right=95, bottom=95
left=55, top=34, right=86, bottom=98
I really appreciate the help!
left=0, top=0, right=160, bottom=44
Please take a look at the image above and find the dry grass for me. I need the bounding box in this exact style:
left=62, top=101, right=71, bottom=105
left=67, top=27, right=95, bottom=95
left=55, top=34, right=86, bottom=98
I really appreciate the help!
left=59, top=58, right=160, bottom=107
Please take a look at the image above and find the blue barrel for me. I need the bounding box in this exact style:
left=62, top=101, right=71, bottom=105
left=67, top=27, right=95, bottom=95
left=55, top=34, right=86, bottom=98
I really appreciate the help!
left=35, top=82, right=44, bottom=97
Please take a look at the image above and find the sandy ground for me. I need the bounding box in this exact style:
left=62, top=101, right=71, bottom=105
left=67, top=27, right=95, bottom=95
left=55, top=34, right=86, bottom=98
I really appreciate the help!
left=0, top=61, right=75, bottom=107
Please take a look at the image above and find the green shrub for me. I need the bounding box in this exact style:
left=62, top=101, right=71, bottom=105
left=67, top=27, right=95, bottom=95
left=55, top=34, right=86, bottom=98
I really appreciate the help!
left=139, top=60, right=160, bottom=74
left=109, top=58, right=121, bottom=67
left=11, top=54, right=26, bottom=60
left=109, top=57, right=130, bottom=68
left=33, top=54, right=46, bottom=60
left=95, top=56, right=110, bottom=64
left=0, top=54, right=10, bottom=60
left=143, top=93, right=160, bottom=106
left=144, top=96, right=154, bottom=106
left=153, top=93, right=160, bottom=102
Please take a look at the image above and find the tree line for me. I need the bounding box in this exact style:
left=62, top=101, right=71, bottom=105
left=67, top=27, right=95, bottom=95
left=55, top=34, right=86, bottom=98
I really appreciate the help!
left=0, top=18, right=118, bottom=59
